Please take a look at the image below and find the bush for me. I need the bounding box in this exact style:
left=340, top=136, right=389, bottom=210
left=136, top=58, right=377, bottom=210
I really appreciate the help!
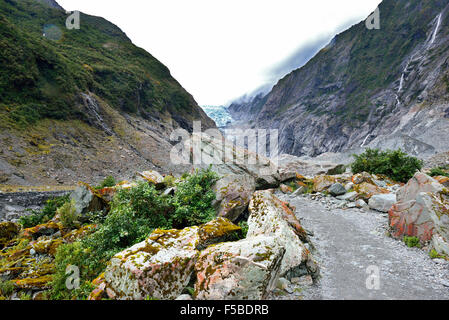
left=404, top=236, right=421, bottom=248
left=351, top=148, right=423, bottom=182
left=0, top=280, right=14, bottom=297
left=51, top=168, right=219, bottom=299
left=429, top=167, right=449, bottom=178
left=94, top=176, right=116, bottom=190
left=58, top=199, right=81, bottom=229
left=19, top=195, right=70, bottom=228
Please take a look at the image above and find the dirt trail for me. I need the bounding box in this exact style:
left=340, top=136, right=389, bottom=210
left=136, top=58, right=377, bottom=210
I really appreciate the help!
left=278, top=193, right=449, bottom=300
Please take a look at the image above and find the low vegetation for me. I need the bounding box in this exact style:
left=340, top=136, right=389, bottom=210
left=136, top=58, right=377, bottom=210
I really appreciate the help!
left=50, top=168, right=219, bottom=299
left=19, top=194, right=70, bottom=228
left=351, top=148, right=423, bottom=183
left=429, top=167, right=449, bottom=178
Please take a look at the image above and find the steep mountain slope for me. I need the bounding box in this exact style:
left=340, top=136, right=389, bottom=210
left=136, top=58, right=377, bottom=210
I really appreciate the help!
left=229, top=0, right=449, bottom=158
left=0, top=0, right=216, bottom=186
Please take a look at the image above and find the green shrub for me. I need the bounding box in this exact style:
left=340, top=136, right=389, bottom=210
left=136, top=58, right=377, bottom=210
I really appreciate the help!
left=94, top=176, right=116, bottom=190
left=238, top=221, right=249, bottom=238
left=19, top=194, right=70, bottom=228
left=351, top=148, right=423, bottom=182
left=51, top=168, right=219, bottom=300
left=58, top=199, right=81, bottom=229
left=429, top=249, right=446, bottom=259
left=0, top=280, right=15, bottom=297
left=404, top=236, right=421, bottom=248
left=429, top=167, right=449, bottom=178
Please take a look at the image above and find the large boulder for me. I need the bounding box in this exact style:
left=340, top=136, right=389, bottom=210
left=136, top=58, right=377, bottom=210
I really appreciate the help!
left=389, top=173, right=449, bottom=255
left=137, top=170, right=165, bottom=189
left=368, top=194, right=397, bottom=213
left=194, top=235, right=285, bottom=300
left=277, top=154, right=345, bottom=180
left=100, top=218, right=240, bottom=300
left=313, top=175, right=336, bottom=193
left=71, top=183, right=108, bottom=215
left=196, top=134, right=280, bottom=190
left=353, top=182, right=390, bottom=200
left=212, top=175, right=256, bottom=222
left=248, top=191, right=318, bottom=280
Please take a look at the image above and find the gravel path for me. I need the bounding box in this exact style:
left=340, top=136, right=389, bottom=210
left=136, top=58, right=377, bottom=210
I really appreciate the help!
left=277, top=193, right=449, bottom=300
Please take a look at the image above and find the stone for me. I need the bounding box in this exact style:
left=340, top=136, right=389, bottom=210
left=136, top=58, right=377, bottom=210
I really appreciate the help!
left=355, top=199, right=369, bottom=209
left=352, top=172, right=374, bottom=185
left=248, top=191, right=319, bottom=280
left=434, top=176, right=449, bottom=187
left=277, top=154, right=345, bottom=179
left=277, top=277, right=290, bottom=291
left=337, top=191, right=358, bottom=202
left=354, top=182, right=390, bottom=200
left=212, top=175, right=256, bottom=222
left=389, top=173, right=449, bottom=255
left=100, top=218, right=241, bottom=300
left=345, top=182, right=354, bottom=191
left=280, top=184, right=294, bottom=194
left=194, top=235, right=285, bottom=300
left=0, top=222, right=20, bottom=248
left=292, top=186, right=306, bottom=197
left=328, top=183, right=346, bottom=197
left=313, top=175, right=336, bottom=193
left=369, top=194, right=397, bottom=213
left=137, top=170, right=165, bottom=189
left=71, top=184, right=107, bottom=215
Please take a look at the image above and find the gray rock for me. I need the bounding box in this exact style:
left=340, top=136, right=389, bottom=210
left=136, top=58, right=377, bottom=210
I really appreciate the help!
left=368, top=194, right=397, bottom=213
left=292, top=186, right=306, bottom=197
left=328, top=183, right=346, bottom=197
left=355, top=199, right=369, bottom=209
left=337, top=191, right=358, bottom=201
left=176, top=294, right=193, bottom=300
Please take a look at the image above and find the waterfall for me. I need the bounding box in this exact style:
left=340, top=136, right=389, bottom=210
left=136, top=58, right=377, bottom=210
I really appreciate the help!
left=429, top=13, right=442, bottom=46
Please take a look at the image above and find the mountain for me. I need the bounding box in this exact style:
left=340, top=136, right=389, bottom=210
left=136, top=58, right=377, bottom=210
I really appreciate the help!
left=0, top=0, right=216, bottom=186
left=229, top=0, right=449, bottom=158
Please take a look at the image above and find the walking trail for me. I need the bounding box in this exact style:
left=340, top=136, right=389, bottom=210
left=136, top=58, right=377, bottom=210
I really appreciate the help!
left=277, top=193, right=449, bottom=300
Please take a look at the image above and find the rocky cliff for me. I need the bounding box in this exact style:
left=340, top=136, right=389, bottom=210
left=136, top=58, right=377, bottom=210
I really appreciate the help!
left=229, top=0, right=449, bottom=159
left=0, top=0, right=216, bottom=186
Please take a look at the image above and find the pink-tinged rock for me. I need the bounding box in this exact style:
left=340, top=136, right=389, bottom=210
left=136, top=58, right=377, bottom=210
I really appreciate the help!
left=194, top=236, right=285, bottom=300
left=280, top=184, right=294, bottom=194
left=352, top=172, right=374, bottom=185
left=354, top=182, right=390, bottom=200
left=313, top=175, right=336, bottom=192
left=212, top=175, right=256, bottom=222
left=248, top=191, right=318, bottom=279
left=389, top=173, right=449, bottom=253
left=137, top=170, right=165, bottom=188
left=101, top=218, right=240, bottom=300
left=396, top=173, right=443, bottom=203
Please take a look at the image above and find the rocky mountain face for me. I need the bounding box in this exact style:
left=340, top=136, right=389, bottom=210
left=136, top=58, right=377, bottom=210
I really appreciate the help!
left=229, top=0, right=449, bottom=159
left=0, top=0, right=216, bottom=186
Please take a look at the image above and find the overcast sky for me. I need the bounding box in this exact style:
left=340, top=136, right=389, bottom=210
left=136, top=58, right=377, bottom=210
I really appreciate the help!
left=57, top=0, right=382, bottom=106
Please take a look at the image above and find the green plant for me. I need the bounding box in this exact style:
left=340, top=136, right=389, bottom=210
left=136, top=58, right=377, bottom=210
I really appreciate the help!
left=238, top=221, right=249, bottom=238
left=58, top=199, right=81, bottom=229
left=0, top=280, right=15, bottom=297
left=429, top=167, right=449, bottom=178
left=429, top=249, right=446, bottom=259
left=19, top=292, right=32, bottom=300
left=404, top=236, right=421, bottom=248
left=19, top=194, right=70, bottom=228
left=95, top=176, right=116, bottom=190
left=351, top=148, right=423, bottom=182
left=51, top=168, right=219, bottom=300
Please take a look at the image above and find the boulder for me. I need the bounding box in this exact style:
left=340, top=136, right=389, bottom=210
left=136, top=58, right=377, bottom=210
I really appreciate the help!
left=248, top=191, right=318, bottom=280
left=212, top=175, right=255, bottom=222
left=337, top=191, right=358, bottom=202
left=0, top=222, right=20, bottom=248
left=368, top=194, right=397, bottom=213
left=328, top=183, right=346, bottom=197
left=389, top=173, right=449, bottom=254
left=100, top=218, right=240, bottom=300
left=137, top=170, right=165, bottom=189
left=292, top=186, right=306, bottom=197
left=354, top=182, right=390, bottom=200
left=194, top=235, right=285, bottom=300
left=196, top=133, right=280, bottom=190
left=277, top=154, right=345, bottom=179
left=352, top=172, right=374, bottom=185
left=71, top=183, right=108, bottom=215
left=434, top=176, right=449, bottom=188
left=355, top=199, right=369, bottom=209
left=313, top=175, right=336, bottom=193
